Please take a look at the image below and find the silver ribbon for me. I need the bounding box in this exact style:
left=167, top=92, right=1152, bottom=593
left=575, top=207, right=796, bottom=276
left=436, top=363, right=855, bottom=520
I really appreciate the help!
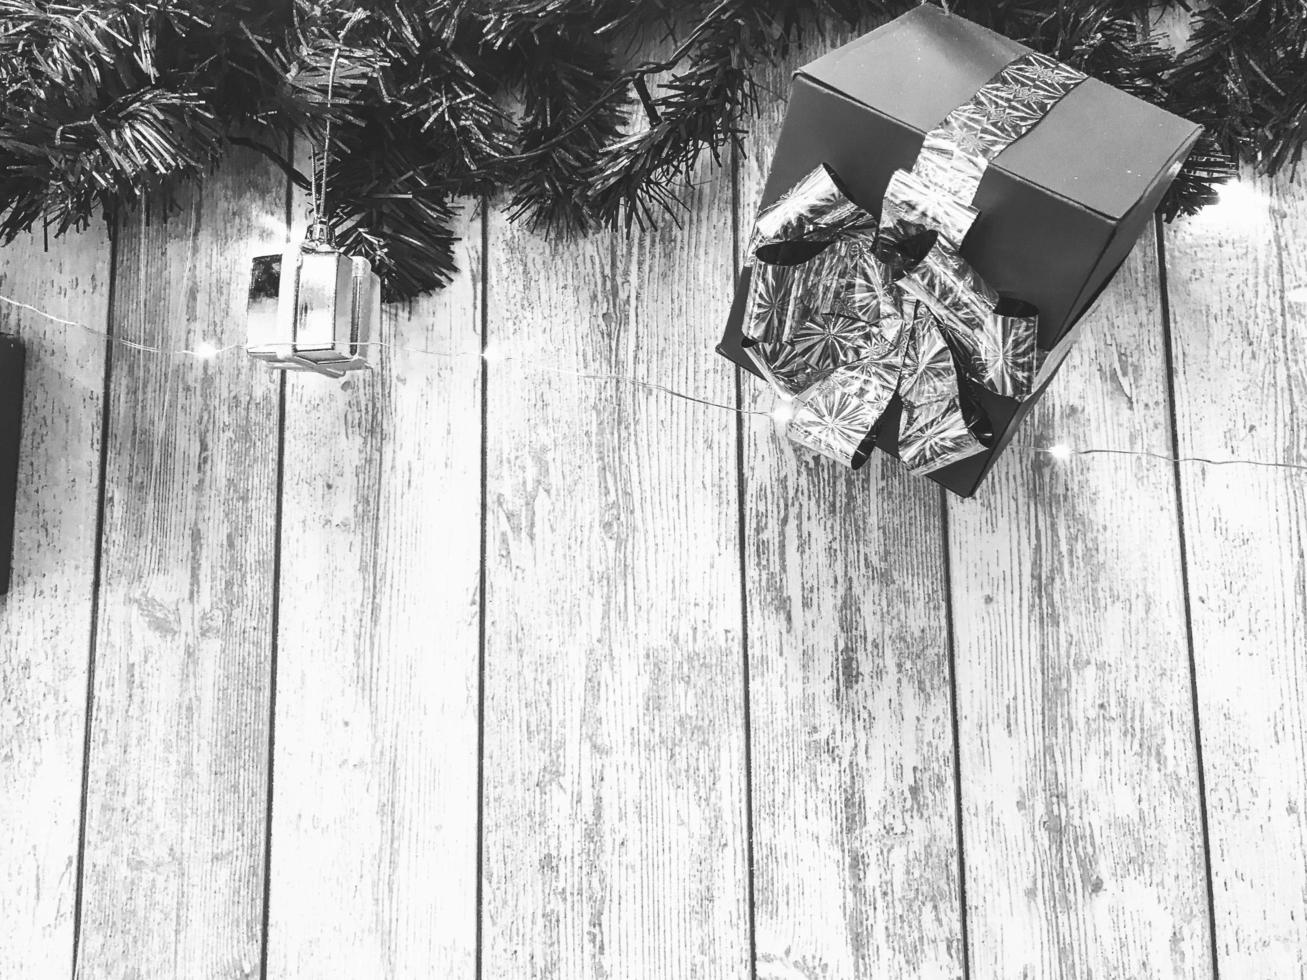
left=742, top=51, right=1086, bottom=474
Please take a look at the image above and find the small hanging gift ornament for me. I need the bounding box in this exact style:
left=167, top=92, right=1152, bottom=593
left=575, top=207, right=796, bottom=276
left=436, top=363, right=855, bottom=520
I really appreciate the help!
left=246, top=219, right=379, bottom=378
left=248, top=12, right=379, bottom=380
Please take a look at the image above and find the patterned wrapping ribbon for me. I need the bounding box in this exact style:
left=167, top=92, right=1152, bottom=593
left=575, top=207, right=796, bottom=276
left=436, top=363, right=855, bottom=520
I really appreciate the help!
left=741, top=51, right=1086, bottom=474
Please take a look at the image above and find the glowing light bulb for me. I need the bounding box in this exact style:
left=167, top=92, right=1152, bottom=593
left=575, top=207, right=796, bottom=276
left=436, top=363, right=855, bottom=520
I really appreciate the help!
left=1047, top=443, right=1073, bottom=462
left=1217, top=179, right=1260, bottom=206
left=1192, top=178, right=1270, bottom=233
left=192, top=340, right=220, bottom=360
left=770, top=397, right=796, bottom=426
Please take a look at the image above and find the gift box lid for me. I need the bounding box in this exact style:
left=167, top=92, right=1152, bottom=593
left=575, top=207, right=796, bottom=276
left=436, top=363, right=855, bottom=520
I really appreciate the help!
left=795, top=4, right=1199, bottom=222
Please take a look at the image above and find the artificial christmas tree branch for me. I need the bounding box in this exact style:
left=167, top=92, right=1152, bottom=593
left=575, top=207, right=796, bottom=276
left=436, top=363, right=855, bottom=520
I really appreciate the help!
left=0, top=0, right=1291, bottom=300
left=1170, top=0, right=1307, bottom=176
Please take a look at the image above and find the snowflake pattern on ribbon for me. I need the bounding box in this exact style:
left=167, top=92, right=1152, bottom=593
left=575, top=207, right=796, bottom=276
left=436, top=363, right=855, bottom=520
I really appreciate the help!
left=749, top=264, right=794, bottom=342
left=914, top=51, right=1086, bottom=205
left=976, top=306, right=1042, bottom=398
left=952, top=131, right=988, bottom=157
left=1023, top=59, right=1084, bottom=88
left=753, top=338, right=828, bottom=393
left=789, top=313, right=873, bottom=373
left=787, top=351, right=907, bottom=466
left=981, top=98, right=1027, bottom=130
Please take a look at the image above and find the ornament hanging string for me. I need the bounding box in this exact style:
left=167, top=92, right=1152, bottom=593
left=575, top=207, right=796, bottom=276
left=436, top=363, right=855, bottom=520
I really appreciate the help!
left=307, top=9, right=367, bottom=243
left=5, top=290, right=1307, bottom=476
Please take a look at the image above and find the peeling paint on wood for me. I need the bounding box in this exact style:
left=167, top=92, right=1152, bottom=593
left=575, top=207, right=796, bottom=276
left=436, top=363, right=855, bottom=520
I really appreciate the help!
left=479, top=120, right=751, bottom=979
left=0, top=225, right=111, bottom=978
left=948, top=235, right=1213, bottom=979
left=74, top=149, right=284, bottom=978
left=739, top=43, right=967, bottom=980
left=1164, top=172, right=1307, bottom=978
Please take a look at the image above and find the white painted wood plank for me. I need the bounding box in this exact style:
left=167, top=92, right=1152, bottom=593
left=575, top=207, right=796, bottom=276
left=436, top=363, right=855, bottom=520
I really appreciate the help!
left=265, top=204, right=483, bottom=978
left=947, top=236, right=1212, bottom=978
left=739, top=48, right=966, bottom=980
left=480, top=155, right=749, bottom=976
left=0, top=226, right=111, bottom=979
left=1164, top=172, right=1307, bottom=977
left=74, top=150, right=285, bottom=978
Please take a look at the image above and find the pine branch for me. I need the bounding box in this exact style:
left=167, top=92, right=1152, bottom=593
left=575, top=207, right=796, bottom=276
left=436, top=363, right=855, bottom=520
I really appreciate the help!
left=582, top=0, right=867, bottom=231
left=502, top=32, right=631, bottom=233
left=1170, top=0, right=1307, bottom=176
left=1036, top=1, right=1236, bottom=216
left=0, top=2, right=229, bottom=240
left=0, top=0, right=1296, bottom=298
left=324, top=119, right=462, bottom=301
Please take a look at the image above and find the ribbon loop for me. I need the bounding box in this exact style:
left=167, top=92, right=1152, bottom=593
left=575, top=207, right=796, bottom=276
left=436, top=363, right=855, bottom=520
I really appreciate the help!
left=742, top=166, right=1026, bottom=474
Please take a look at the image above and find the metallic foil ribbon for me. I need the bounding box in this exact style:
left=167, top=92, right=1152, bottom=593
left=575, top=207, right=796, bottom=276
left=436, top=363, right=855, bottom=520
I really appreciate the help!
left=742, top=51, right=1086, bottom=474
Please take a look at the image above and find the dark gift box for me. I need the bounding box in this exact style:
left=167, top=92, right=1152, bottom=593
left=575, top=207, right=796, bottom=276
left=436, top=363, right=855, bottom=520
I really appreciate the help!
left=1, top=334, right=24, bottom=594
left=719, top=5, right=1200, bottom=496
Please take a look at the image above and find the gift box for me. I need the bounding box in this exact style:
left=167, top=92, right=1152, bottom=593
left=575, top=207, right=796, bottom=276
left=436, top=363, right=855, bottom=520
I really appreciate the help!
left=1, top=334, right=24, bottom=594
left=246, top=240, right=378, bottom=377
left=718, top=5, right=1201, bottom=496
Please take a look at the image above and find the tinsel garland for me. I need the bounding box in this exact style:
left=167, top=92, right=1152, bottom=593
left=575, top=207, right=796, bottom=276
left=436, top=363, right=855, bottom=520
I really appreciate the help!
left=0, top=0, right=1296, bottom=301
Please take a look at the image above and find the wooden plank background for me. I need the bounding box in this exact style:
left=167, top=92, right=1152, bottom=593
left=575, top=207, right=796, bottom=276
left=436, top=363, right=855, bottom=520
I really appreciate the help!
left=71, top=150, right=287, bottom=978
left=2, top=26, right=1305, bottom=980
left=265, top=193, right=485, bottom=974
left=740, top=47, right=966, bottom=980
left=1163, top=171, right=1307, bottom=977
left=948, top=234, right=1211, bottom=979
left=0, top=224, right=110, bottom=979
left=480, top=93, right=749, bottom=978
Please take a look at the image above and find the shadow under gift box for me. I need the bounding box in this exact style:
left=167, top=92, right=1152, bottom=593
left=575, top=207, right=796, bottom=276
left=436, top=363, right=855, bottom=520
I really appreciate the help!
left=0, top=334, right=23, bottom=594
left=718, top=4, right=1201, bottom=497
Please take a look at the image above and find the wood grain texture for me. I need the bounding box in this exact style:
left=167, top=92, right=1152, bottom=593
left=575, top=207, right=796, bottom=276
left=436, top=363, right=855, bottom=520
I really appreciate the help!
left=0, top=226, right=111, bottom=978
left=74, top=150, right=286, bottom=979
left=739, top=51, right=966, bottom=980
left=947, top=235, right=1212, bottom=979
left=1164, top=172, right=1307, bottom=977
left=1, top=30, right=1302, bottom=978
left=479, top=152, right=749, bottom=976
left=265, top=204, right=483, bottom=978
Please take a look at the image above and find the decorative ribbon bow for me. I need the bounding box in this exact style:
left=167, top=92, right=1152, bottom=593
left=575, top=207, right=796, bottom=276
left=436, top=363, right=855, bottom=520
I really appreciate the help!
left=740, top=50, right=1087, bottom=475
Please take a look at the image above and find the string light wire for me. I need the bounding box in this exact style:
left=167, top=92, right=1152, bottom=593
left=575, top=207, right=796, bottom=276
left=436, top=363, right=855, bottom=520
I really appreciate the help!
left=0, top=293, right=244, bottom=358
left=1030, top=445, right=1307, bottom=474
left=4, top=290, right=1306, bottom=472
left=499, top=358, right=768, bottom=416
left=0, top=291, right=768, bottom=415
